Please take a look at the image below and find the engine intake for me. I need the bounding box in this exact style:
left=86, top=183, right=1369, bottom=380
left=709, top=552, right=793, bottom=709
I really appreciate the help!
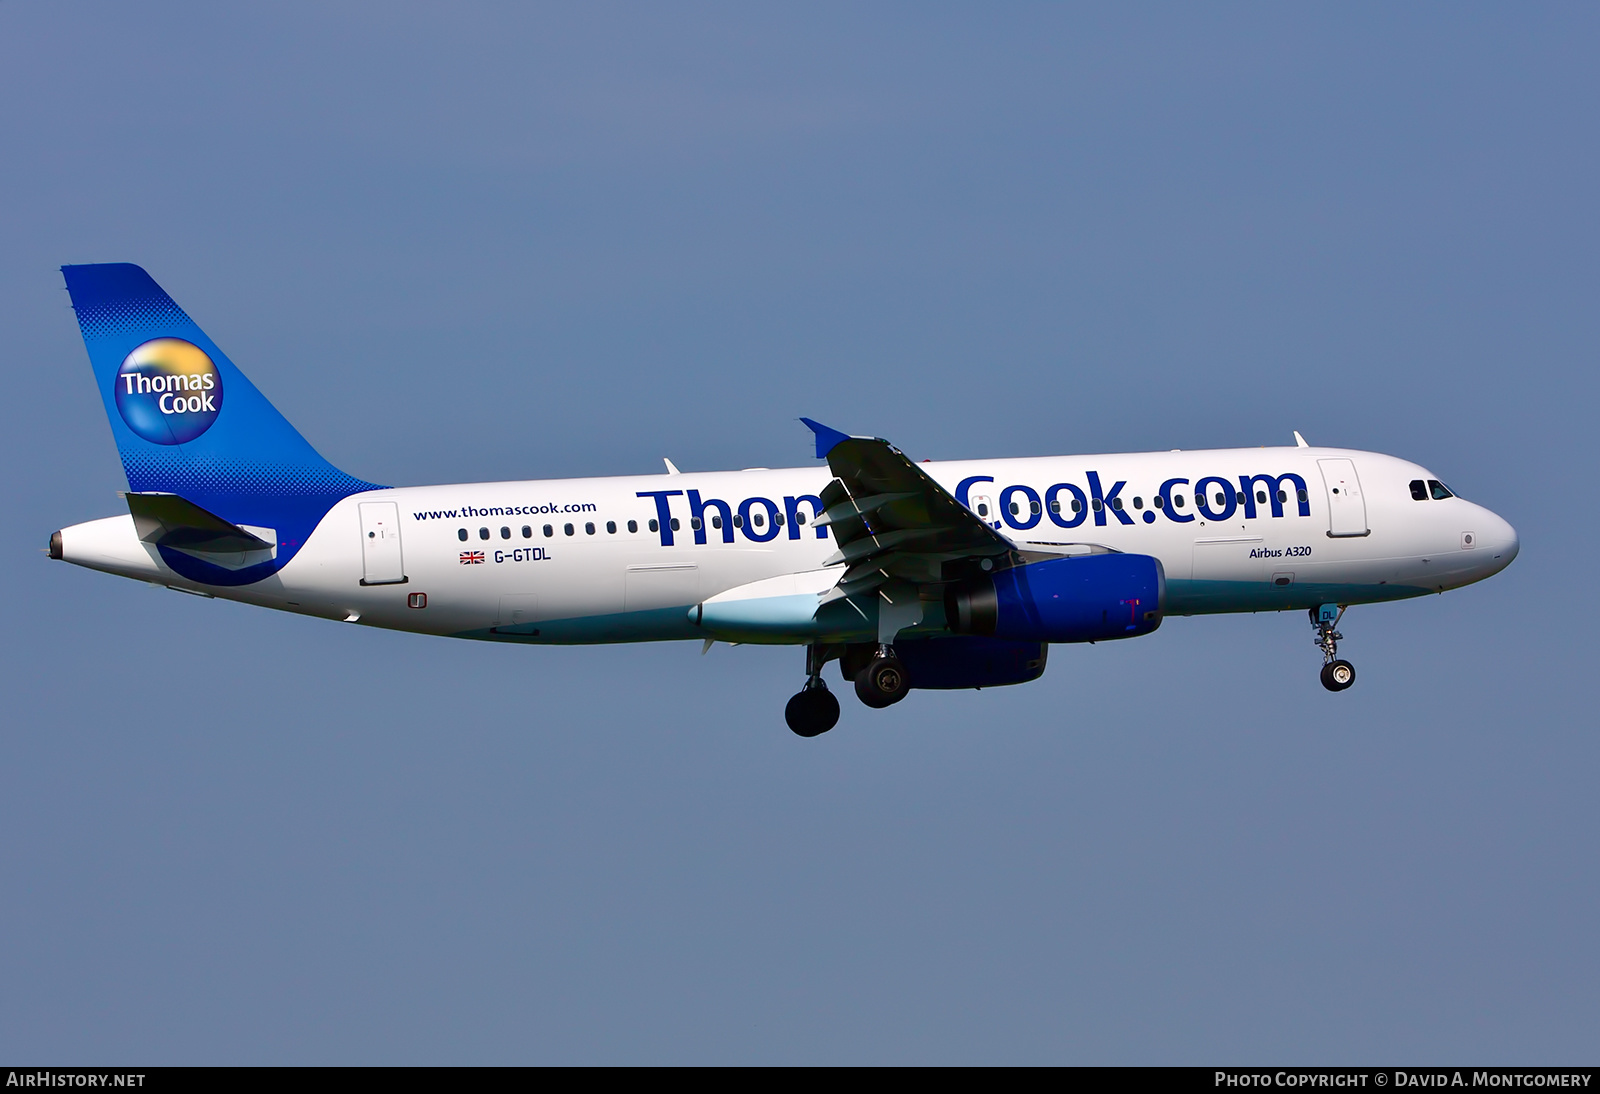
left=946, top=553, right=1164, bottom=643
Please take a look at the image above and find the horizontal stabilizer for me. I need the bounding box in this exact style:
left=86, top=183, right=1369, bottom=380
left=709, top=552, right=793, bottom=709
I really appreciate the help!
left=125, top=492, right=274, bottom=553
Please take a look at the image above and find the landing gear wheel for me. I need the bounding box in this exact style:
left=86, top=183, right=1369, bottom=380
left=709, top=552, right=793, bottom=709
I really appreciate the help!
left=854, top=656, right=910, bottom=708
left=1320, top=659, right=1356, bottom=692
left=785, top=683, right=840, bottom=737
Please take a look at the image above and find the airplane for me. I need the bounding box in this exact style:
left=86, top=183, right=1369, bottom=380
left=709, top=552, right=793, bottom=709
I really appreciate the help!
left=48, top=263, right=1520, bottom=737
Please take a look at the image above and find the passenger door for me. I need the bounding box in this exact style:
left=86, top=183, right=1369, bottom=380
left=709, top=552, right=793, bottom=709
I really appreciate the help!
left=1317, top=459, right=1369, bottom=538
left=358, top=501, right=406, bottom=585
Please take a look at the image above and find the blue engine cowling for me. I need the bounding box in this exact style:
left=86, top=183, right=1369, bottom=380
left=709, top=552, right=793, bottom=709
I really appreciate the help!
left=945, top=553, right=1164, bottom=643
left=890, top=636, right=1048, bottom=690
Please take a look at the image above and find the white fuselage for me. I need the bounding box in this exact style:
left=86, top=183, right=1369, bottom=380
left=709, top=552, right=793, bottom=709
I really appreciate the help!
left=56, top=445, right=1519, bottom=645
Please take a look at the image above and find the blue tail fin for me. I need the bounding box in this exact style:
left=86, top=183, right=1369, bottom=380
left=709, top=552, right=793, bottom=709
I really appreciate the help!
left=63, top=263, right=382, bottom=584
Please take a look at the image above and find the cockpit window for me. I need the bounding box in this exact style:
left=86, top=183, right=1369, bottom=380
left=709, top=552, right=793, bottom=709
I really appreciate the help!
left=1409, top=479, right=1428, bottom=501
left=1428, top=479, right=1454, bottom=500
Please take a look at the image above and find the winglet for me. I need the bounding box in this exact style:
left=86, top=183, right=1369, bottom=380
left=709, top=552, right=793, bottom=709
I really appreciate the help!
left=800, top=418, right=853, bottom=459
left=1293, top=430, right=1310, bottom=448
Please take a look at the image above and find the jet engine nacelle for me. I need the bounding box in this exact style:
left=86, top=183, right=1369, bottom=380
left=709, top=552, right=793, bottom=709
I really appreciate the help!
left=945, top=553, right=1165, bottom=643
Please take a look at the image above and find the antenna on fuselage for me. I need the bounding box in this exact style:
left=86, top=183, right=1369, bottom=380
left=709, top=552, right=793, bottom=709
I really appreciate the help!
left=663, top=457, right=682, bottom=475
left=1293, top=431, right=1310, bottom=448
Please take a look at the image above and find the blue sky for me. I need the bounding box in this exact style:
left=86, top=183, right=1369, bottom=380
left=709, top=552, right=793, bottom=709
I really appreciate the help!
left=1, top=3, right=1595, bottom=1063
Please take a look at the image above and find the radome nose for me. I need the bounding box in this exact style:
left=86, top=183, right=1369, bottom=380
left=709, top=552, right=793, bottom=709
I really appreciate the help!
left=1479, top=507, right=1519, bottom=573
left=1494, top=514, right=1519, bottom=567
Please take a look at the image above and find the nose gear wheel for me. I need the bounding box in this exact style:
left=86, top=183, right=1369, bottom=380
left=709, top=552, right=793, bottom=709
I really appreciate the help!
left=1320, top=659, right=1356, bottom=691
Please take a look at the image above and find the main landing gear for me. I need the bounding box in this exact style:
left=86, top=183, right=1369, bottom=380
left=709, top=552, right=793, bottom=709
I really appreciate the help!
left=1311, top=604, right=1356, bottom=692
left=784, top=643, right=911, bottom=736
left=785, top=678, right=840, bottom=738
left=785, top=643, right=842, bottom=737
left=852, top=645, right=911, bottom=709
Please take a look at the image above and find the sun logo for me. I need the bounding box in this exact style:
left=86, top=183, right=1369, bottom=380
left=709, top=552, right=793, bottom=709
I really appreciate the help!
left=113, top=338, right=224, bottom=445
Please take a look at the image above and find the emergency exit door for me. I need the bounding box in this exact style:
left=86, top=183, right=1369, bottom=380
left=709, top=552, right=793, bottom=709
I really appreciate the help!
left=359, top=501, right=407, bottom=584
left=1318, top=459, right=1369, bottom=538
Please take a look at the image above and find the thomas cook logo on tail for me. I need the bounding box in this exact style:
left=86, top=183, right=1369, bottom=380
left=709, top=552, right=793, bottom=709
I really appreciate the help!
left=113, top=338, right=223, bottom=445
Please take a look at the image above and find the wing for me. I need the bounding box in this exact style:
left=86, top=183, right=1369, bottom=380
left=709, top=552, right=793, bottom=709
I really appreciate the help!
left=801, top=418, right=1014, bottom=598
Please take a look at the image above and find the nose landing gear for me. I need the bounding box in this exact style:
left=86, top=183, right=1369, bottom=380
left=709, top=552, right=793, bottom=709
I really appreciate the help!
left=1311, top=604, right=1356, bottom=692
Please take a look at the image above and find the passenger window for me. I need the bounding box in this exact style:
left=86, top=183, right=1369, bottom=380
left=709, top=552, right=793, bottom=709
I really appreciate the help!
left=521, top=525, right=531, bottom=538
left=543, top=524, right=553, bottom=537
left=691, top=517, right=702, bottom=531
left=1030, top=500, right=1041, bottom=515
left=564, top=523, right=574, bottom=536
left=1236, top=492, right=1245, bottom=504
left=1216, top=493, right=1227, bottom=506
left=796, top=512, right=806, bottom=525
left=628, top=520, right=638, bottom=533
left=1072, top=499, right=1082, bottom=512
left=607, top=521, right=617, bottom=534
left=1410, top=479, right=1428, bottom=501
left=1428, top=480, right=1454, bottom=500
left=710, top=515, right=721, bottom=529
left=1154, top=495, right=1164, bottom=509
left=1256, top=491, right=1267, bottom=504
left=977, top=503, right=989, bottom=517
left=458, top=528, right=468, bottom=542
left=670, top=518, right=680, bottom=531
left=1277, top=490, right=1287, bottom=504
left=500, top=526, right=510, bottom=539
left=753, top=513, right=764, bottom=528
left=1111, top=497, right=1123, bottom=510
left=585, top=522, right=595, bottom=535
left=1049, top=499, right=1060, bottom=513
left=1132, top=496, right=1143, bottom=509
left=774, top=513, right=784, bottom=527
left=1091, top=498, right=1103, bottom=511
left=733, top=514, right=743, bottom=528
left=1297, top=489, right=1308, bottom=503
left=648, top=519, right=659, bottom=532
left=1174, top=495, right=1185, bottom=508
left=479, top=527, right=489, bottom=540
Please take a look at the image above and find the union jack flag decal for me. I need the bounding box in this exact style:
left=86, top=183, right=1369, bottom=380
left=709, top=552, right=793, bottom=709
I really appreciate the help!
left=460, top=551, right=485, bottom=565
